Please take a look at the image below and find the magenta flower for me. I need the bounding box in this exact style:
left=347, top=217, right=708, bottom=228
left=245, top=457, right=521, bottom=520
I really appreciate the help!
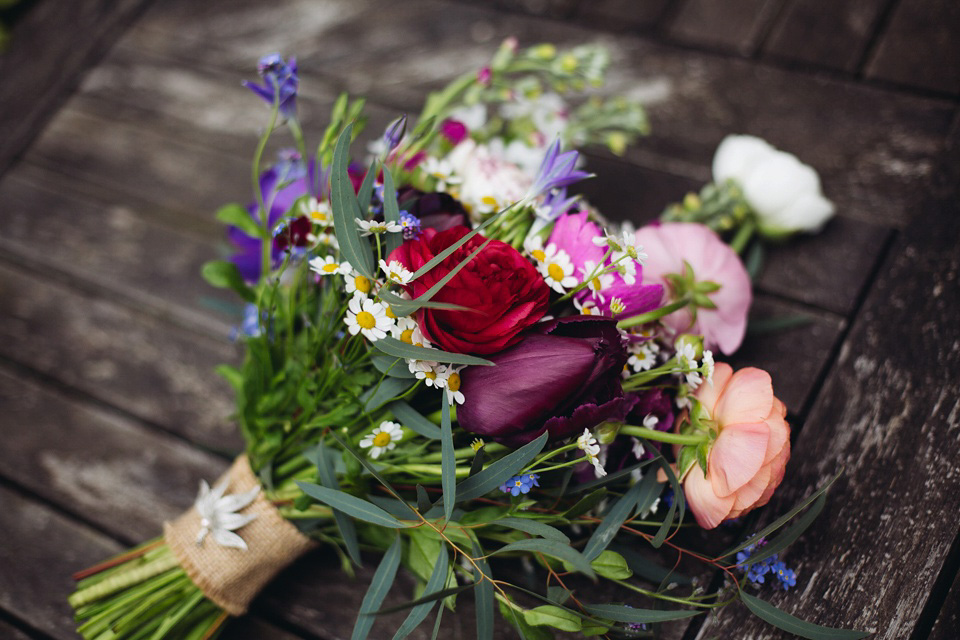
left=438, top=118, right=469, bottom=145
left=458, top=316, right=635, bottom=447
left=634, top=222, right=751, bottom=355
left=548, top=210, right=605, bottom=274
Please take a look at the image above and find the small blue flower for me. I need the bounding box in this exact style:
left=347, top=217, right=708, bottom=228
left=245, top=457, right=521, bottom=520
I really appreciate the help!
left=231, top=304, right=269, bottom=340
left=399, top=211, right=421, bottom=240
left=771, top=561, right=797, bottom=591
left=498, top=473, right=540, bottom=496
left=243, top=54, right=299, bottom=118
left=527, top=139, right=592, bottom=200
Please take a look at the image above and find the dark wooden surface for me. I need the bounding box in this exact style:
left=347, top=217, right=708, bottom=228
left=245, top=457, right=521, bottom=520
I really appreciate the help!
left=0, top=0, right=957, bottom=639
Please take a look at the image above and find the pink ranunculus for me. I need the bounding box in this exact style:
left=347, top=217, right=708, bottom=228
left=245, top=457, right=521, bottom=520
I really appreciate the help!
left=634, top=222, right=751, bottom=355
left=682, top=363, right=790, bottom=529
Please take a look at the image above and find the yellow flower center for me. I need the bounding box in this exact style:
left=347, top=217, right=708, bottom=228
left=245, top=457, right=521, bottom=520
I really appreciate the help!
left=322, top=263, right=338, bottom=273
left=384, top=306, right=397, bottom=319
left=591, top=276, right=602, bottom=290
left=481, top=195, right=498, bottom=208
left=447, top=372, right=461, bottom=393
left=582, top=305, right=594, bottom=315
left=311, top=211, right=328, bottom=222
left=515, top=480, right=524, bottom=487
left=547, top=263, right=565, bottom=282
left=356, top=311, right=376, bottom=330
left=354, top=275, right=371, bottom=293
left=372, top=432, right=392, bottom=447
left=390, top=271, right=403, bottom=282
left=532, top=249, right=546, bottom=262
left=423, top=371, right=436, bottom=381
left=400, top=328, right=414, bottom=344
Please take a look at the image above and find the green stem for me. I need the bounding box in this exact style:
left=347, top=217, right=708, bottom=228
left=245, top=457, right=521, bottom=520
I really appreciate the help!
left=69, top=552, right=180, bottom=609
left=620, top=425, right=708, bottom=446
left=254, top=100, right=281, bottom=285
left=616, top=296, right=691, bottom=329
left=729, top=219, right=756, bottom=255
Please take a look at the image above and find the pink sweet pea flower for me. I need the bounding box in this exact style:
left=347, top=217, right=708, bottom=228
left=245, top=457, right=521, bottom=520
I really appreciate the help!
left=634, top=222, right=751, bottom=355
left=682, top=363, right=790, bottom=529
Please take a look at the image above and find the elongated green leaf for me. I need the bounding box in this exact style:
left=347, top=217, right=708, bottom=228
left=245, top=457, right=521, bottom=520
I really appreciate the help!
left=374, top=337, right=494, bottom=366
left=331, top=124, right=374, bottom=277
left=652, top=454, right=684, bottom=548
left=582, top=479, right=648, bottom=561
left=379, top=289, right=470, bottom=315
left=633, top=466, right=664, bottom=518
left=201, top=260, right=256, bottom=303
left=491, top=518, right=570, bottom=544
left=296, top=482, right=409, bottom=528
left=740, top=592, right=870, bottom=639
left=216, top=203, right=264, bottom=238
left=388, top=400, right=441, bottom=439
left=361, top=377, right=415, bottom=412
left=743, top=494, right=827, bottom=567
left=523, top=605, right=581, bottom=632
left=382, top=166, right=403, bottom=256
left=440, top=393, right=456, bottom=522
left=351, top=534, right=402, bottom=640
left=416, top=485, right=432, bottom=513
left=371, top=355, right=416, bottom=379
left=609, top=543, right=691, bottom=586
left=562, top=488, right=608, bottom=519
left=581, top=603, right=700, bottom=624
left=546, top=586, right=572, bottom=605
left=472, top=541, right=494, bottom=640
left=721, top=472, right=841, bottom=559
left=492, top=538, right=595, bottom=580
left=451, top=432, right=549, bottom=504
left=368, top=495, right=419, bottom=520
left=312, top=443, right=362, bottom=566
left=375, top=584, right=473, bottom=614
left=356, top=158, right=378, bottom=219
left=327, top=431, right=414, bottom=515
left=392, top=549, right=449, bottom=639
left=409, top=205, right=510, bottom=281
left=406, top=237, right=490, bottom=308
left=565, top=458, right=655, bottom=495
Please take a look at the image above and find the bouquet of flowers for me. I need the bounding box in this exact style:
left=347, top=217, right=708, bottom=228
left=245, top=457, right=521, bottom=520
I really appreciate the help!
left=68, top=40, right=864, bottom=640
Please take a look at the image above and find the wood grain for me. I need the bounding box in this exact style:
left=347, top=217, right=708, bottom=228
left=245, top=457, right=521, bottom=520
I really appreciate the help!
left=666, top=0, right=782, bottom=55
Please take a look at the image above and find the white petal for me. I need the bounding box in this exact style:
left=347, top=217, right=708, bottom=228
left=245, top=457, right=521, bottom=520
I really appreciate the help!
left=760, top=191, right=835, bottom=233
left=712, top=135, right=775, bottom=184
left=216, top=485, right=260, bottom=513
left=212, top=528, right=249, bottom=550
left=742, top=151, right=821, bottom=219
left=217, top=512, right=258, bottom=531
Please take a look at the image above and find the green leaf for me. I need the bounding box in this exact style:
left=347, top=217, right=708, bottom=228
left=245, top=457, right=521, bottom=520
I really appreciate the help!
left=215, top=364, right=243, bottom=395
left=388, top=401, right=441, bottom=440
left=720, top=472, right=841, bottom=559
left=371, top=355, right=417, bottom=379
left=590, top=550, right=632, bottom=580
left=361, top=377, right=415, bottom=412
left=472, top=541, right=495, bottom=640
left=747, top=314, right=814, bottom=336
left=546, top=586, right=571, bottom=605
left=523, top=605, right=581, bottom=632
left=375, top=584, right=474, bottom=615
left=201, top=260, right=256, bottom=303
left=356, top=158, right=378, bottom=220
left=652, top=454, right=685, bottom=548
left=566, top=458, right=654, bottom=495
left=492, top=538, right=595, bottom=580
left=312, top=444, right=362, bottom=567
left=379, top=289, right=470, bottom=315
left=490, top=517, right=570, bottom=544
left=742, top=494, right=827, bottom=567
left=331, top=124, right=375, bottom=278
left=608, top=543, right=691, bottom=586
left=374, top=337, right=494, bottom=366
left=451, top=432, right=549, bottom=504
left=740, top=592, right=870, bottom=639
left=581, top=603, right=700, bottom=624
left=295, top=482, right=409, bottom=528
left=327, top=431, right=414, bottom=516
left=216, top=203, right=264, bottom=238
left=562, top=488, right=608, bottom=519
left=382, top=166, right=403, bottom=256
left=745, top=241, right=765, bottom=281
left=406, top=530, right=443, bottom=583
left=351, top=533, right=402, bottom=640
left=392, top=549, right=449, bottom=639
left=632, top=466, right=663, bottom=519
left=440, top=393, right=456, bottom=522
left=498, top=600, right=553, bottom=640
left=582, top=478, right=648, bottom=561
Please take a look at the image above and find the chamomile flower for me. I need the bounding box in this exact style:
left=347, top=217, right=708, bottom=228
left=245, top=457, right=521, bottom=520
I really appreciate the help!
left=593, top=230, right=647, bottom=264
left=580, top=260, right=615, bottom=300
left=344, top=294, right=393, bottom=341
left=439, top=365, right=466, bottom=405
left=356, top=218, right=402, bottom=236
left=614, top=254, right=637, bottom=285
left=359, top=421, right=404, bottom=459
left=300, top=197, right=332, bottom=225
left=676, top=342, right=698, bottom=369
left=308, top=256, right=350, bottom=277
left=344, top=269, right=378, bottom=297
left=573, top=297, right=601, bottom=316
left=577, top=428, right=607, bottom=478
left=702, top=349, right=715, bottom=385
left=475, top=195, right=501, bottom=216
left=524, top=235, right=548, bottom=262
left=627, top=342, right=659, bottom=372
left=379, top=259, right=414, bottom=285
left=312, top=231, right=339, bottom=251
left=609, top=297, right=626, bottom=315
left=631, top=437, right=646, bottom=460
left=421, top=156, right=462, bottom=192
left=536, top=245, right=577, bottom=293
left=411, top=360, right=445, bottom=388
left=391, top=316, right=419, bottom=343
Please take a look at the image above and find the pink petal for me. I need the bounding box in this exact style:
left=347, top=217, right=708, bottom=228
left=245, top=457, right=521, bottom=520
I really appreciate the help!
left=708, top=422, right=769, bottom=498
left=714, top=367, right=774, bottom=426
left=683, top=464, right=735, bottom=530
left=763, top=411, right=790, bottom=465
left=696, top=362, right=734, bottom=413
left=730, top=463, right=772, bottom=513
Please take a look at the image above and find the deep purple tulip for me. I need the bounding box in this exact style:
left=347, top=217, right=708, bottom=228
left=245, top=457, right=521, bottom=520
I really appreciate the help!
left=458, top=316, right=635, bottom=447
left=243, top=54, right=299, bottom=119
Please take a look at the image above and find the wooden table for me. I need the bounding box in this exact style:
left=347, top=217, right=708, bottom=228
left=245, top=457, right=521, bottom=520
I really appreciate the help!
left=1, top=1, right=957, bottom=638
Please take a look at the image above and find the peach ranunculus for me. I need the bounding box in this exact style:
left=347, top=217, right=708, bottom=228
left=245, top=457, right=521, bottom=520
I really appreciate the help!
left=682, top=363, right=790, bottom=529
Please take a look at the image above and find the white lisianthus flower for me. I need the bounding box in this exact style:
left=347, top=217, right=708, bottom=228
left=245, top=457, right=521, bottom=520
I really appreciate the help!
left=713, top=134, right=835, bottom=236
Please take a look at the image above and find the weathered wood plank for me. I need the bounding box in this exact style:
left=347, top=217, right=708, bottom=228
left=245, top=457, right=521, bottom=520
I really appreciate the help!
left=575, top=0, right=671, bottom=32
left=0, top=618, right=33, bottom=640
left=865, top=0, right=960, bottom=95
left=929, top=566, right=960, bottom=639
left=694, top=121, right=960, bottom=640
left=0, top=0, right=154, bottom=177
left=762, top=0, right=888, bottom=72
left=665, top=0, right=781, bottom=55
left=0, top=261, right=241, bottom=451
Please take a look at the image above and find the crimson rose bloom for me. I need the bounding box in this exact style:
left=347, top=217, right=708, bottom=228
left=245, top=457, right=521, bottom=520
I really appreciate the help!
left=388, top=226, right=549, bottom=355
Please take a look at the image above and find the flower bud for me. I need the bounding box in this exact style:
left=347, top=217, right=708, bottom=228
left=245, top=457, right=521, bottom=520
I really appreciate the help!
left=675, top=334, right=704, bottom=361
left=593, top=422, right=621, bottom=445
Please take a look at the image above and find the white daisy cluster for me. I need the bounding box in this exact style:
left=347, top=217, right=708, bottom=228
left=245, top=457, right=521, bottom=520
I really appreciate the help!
left=674, top=342, right=714, bottom=390
left=592, top=230, right=646, bottom=286
left=626, top=339, right=660, bottom=375
left=577, top=428, right=607, bottom=478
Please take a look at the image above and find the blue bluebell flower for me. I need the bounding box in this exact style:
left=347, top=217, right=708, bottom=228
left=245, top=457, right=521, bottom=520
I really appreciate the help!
left=498, top=473, right=540, bottom=496
left=243, top=54, right=299, bottom=118
left=527, top=139, right=592, bottom=200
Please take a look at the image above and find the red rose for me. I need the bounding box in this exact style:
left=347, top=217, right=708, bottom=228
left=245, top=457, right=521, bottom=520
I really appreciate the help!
left=389, top=226, right=549, bottom=355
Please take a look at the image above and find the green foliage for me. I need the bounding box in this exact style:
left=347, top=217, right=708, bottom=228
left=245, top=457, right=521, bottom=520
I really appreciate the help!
left=201, top=260, right=256, bottom=303
left=740, top=592, right=870, bottom=639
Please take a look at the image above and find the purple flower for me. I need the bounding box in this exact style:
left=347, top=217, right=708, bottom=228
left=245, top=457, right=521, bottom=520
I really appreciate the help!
left=243, top=54, right=299, bottom=118
left=399, top=212, right=422, bottom=240
left=527, top=139, right=592, bottom=200
left=382, top=114, right=407, bottom=152
left=458, top=316, right=635, bottom=447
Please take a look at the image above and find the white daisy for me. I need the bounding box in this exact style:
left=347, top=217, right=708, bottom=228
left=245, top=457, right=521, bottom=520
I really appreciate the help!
left=676, top=342, right=698, bottom=369
left=702, top=350, right=715, bottom=385
left=613, top=254, right=637, bottom=285
left=577, top=428, right=606, bottom=478
left=308, top=256, right=350, bottom=277
left=300, top=197, right=332, bottom=225
left=593, top=231, right=646, bottom=264
left=580, top=260, right=615, bottom=300
left=379, top=259, right=414, bottom=285
left=356, top=218, right=402, bottom=236
left=475, top=194, right=501, bottom=216
left=627, top=342, right=659, bottom=373
left=359, top=421, right=404, bottom=459
left=420, top=156, right=462, bottom=192
left=344, top=269, right=378, bottom=297
left=536, top=245, right=577, bottom=293
left=573, top=297, right=602, bottom=316
left=410, top=360, right=445, bottom=388
left=524, top=235, right=548, bottom=263
left=312, top=232, right=339, bottom=251
left=439, top=365, right=466, bottom=405
left=344, top=294, right=393, bottom=341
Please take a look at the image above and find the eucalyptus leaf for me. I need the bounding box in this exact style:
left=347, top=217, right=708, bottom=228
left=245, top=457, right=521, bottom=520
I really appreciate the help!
left=388, top=401, right=442, bottom=440
left=374, top=337, right=494, bottom=366
left=740, top=592, right=870, bottom=639
left=382, top=166, right=403, bottom=256
left=313, top=443, right=362, bottom=566
left=448, top=432, right=549, bottom=505
left=371, top=355, right=417, bottom=379
left=440, top=393, right=456, bottom=522
left=581, top=603, right=700, bottom=624
left=583, top=479, right=648, bottom=561
left=351, top=533, right=402, bottom=640
left=328, top=431, right=414, bottom=515
left=490, top=517, right=570, bottom=544
left=379, top=289, right=470, bottom=315
left=492, top=538, right=595, bottom=580
left=295, top=482, right=409, bottom=528
left=392, top=549, right=449, bottom=639
left=608, top=543, right=691, bottom=586
left=472, top=541, right=495, bottom=640
left=331, top=124, right=374, bottom=277
left=523, top=605, right=581, bottom=632
left=652, top=454, right=684, bottom=548
left=356, top=158, right=378, bottom=218
left=741, top=494, right=827, bottom=567
left=201, top=260, right=256, bottom=303
left=562, top=488, right=608, bottom=519
left=361, top=377, right=415, bottom=412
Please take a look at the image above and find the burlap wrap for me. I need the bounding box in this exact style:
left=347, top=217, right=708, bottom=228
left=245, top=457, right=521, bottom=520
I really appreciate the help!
left=163, top=455, right=317, bottom=615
